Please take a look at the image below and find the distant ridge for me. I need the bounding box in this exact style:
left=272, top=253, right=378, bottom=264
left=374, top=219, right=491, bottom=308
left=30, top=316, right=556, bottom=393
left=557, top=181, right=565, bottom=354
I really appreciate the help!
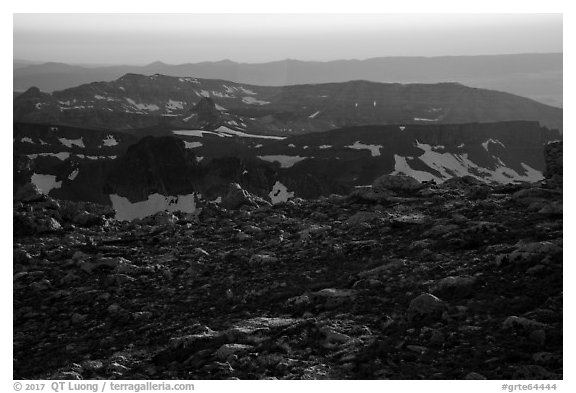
left=13, top=73, right=562, bottom=133
left=14, top=53, right=562, bottom=107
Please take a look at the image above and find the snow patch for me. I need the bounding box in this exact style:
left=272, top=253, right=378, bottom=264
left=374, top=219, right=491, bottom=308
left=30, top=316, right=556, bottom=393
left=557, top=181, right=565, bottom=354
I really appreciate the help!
left=215, top=103, right=227, bottom=111
left=31, top=173, right=62, bottom=194
left=184, top=141, right=203, bottom=149
left=75, top=154, right=117, bottom=160
left=346, top=141, right=382, bottom=157
left=200, top=90, right=210, bottom=97
left=179, top=77, right=199, bottom=84
left=59, top=137, right=85, bottom=148
left=109, top=193, right=197, bottom=221
left=21, top=137, right=34, bottom=144
left=242, top=97, right=270, bottom=105
left=392, top=156, right=441, bottom=183
left=482, top=138, right=506, bottom=151
left=520, top=163, right=545, bottom=182
left=222, top=85, right=237, bottom=95
left=166, top=100, right=185, bottom=110
left=182, top=113, right=196, bottom=122
left=309, top=111, right=320, bottom=119
left=392, top=156, right=435, bottom=181
left=196, top=157, right=204, bottom=163
left=125, top=98, right=160, bottom=111
left=215, top=126, right=285, bottom=140
left=257, top=155, right=308, bottom=168
left=414, top=117, right=439, bottom=122
left=102, top=135, right=118, bottom=147
left=94, top=94, right=115, bottom=101
left=288, top=144, right=296, bottom=148
left=399, top=126, right=406, bottom=131
left=239, top=87, right=257, bottom=95
left=68, top=168, right=79, bottom=181
left=27, top=152, right=71, bottom=161
left=392, top=141, right=544, bottom=184
left=269, top=181, right=294, bottom=204
left=173, top=130, right=226, bottom=138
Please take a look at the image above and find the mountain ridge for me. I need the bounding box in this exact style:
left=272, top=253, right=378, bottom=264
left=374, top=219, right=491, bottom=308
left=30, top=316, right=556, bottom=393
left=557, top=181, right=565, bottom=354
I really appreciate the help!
left=13, top=73, right=563, bottom=134
left=14, top=53, right=562, bottom=107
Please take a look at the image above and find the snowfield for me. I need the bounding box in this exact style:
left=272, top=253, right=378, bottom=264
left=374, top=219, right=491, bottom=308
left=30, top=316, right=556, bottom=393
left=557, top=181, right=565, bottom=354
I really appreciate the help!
left=242, top=97, right=270, bottom=105
left=184, top=141, right=203, bottom=149
left=173, top=128, right=284, bottom=140
left=269, top=181, right=295, bottom=204
left=68, top=168, right=79, bottom=181
left=346, top=141, right=382, bottom=157
left=59, top=137, right=85, bottom=148
left=125, top=98, right=160, bottom=112
left=391, top=141, right=544, bottom=184
left=257, top=155, right=309, bottom=168
left=27, top=152, right=71, bottom=161
left=31, top=173, right=62, bottom=194
left=109, top=193, right=197, bottom=221
left=102, top=135, right=118, bottom=147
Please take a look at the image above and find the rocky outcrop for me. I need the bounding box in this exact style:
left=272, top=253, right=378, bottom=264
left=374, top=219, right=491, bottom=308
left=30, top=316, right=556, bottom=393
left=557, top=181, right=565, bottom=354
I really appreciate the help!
left=105, top=136, right=201, bottom=202
left=191, top=97, right=221, bottom=127
left=220, top=183, right=270, bottom=210
left=544, top=141, right=562, bottom=188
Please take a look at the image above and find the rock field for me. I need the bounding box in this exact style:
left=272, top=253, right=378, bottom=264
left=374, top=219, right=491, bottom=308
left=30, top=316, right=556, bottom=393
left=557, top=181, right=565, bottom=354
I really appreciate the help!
left=13, top=171, right=562, bottom=380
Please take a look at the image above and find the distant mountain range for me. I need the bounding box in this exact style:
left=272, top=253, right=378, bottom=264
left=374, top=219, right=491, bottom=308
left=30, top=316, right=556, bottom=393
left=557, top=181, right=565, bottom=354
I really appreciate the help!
left=14, top=53, right=562, bottom=107
left=13, top=73, right=563, bottom=134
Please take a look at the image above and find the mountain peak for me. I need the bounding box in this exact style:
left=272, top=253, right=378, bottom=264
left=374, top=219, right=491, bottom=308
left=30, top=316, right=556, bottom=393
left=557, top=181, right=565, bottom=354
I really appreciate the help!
left=147, top=61, right=168, bottom=67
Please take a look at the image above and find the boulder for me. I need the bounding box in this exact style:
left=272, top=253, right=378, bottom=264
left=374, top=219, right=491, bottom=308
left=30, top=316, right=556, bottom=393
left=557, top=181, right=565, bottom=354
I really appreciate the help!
left=14, top=213, right=62, bottom=236
left=431, top=276, right=476, bottom=299
left=215, top=344, right=253, bottom=361
left=441, top=176, right=485, bottom=189
left=346, top=211, right=380, bottom=226
left=407, top=293, right=446, bottom=323
left=221, top=183, right=269, bottom=210
left=372, top=174, right=423, bottom=194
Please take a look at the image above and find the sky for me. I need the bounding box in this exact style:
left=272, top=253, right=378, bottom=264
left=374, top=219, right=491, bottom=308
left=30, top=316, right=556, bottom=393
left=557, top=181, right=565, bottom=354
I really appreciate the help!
left=13, top=13, right=562, bottom=65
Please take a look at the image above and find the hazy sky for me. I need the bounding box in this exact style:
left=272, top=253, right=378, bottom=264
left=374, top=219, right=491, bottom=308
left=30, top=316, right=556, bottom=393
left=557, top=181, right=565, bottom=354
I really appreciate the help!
left=13, top=13, right=562, bottom=64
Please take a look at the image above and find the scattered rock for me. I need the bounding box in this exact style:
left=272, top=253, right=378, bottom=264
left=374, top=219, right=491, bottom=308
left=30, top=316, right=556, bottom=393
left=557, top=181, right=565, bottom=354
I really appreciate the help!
left=12, top=171, right=563, bottom=380
left=407, top=293, right=446, bottom=323
left=432, top=276, right=476, bottom=299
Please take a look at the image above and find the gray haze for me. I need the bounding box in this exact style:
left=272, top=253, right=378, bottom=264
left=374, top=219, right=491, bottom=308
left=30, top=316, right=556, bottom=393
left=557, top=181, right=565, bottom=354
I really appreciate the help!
left=13, top=14, right=562, bottom=64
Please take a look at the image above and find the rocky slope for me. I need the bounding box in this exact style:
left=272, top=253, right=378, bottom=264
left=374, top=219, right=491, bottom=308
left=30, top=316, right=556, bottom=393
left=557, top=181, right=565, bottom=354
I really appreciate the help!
left=13, top=73, right=563, bottom=133
left=13, top=149, right=562, bottom=379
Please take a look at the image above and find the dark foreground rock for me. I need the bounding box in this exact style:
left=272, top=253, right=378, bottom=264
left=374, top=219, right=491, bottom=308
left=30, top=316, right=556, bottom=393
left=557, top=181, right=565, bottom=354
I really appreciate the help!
left=13, top=178, right=562, bottom=380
